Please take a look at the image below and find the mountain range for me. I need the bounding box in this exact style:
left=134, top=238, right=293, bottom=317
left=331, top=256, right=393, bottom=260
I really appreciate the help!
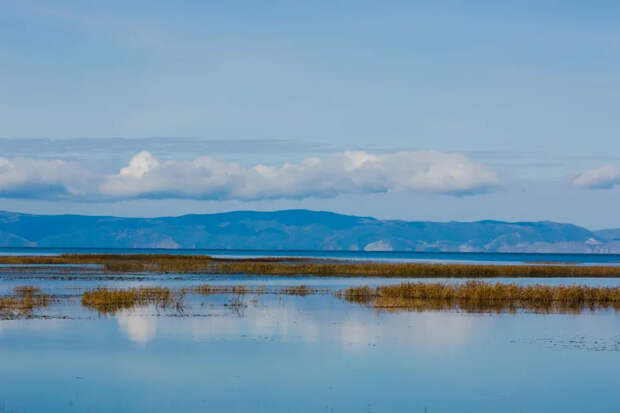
left=0, top=209, right=618, bottom=253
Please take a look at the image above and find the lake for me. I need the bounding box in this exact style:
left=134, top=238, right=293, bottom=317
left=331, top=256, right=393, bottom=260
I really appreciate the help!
left=1, top=271, right=619, bottom=412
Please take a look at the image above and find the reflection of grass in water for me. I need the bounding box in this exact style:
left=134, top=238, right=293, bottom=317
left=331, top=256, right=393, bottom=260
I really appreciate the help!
left=2, top=254, right=620, bottom=278
left=182, top=284, right=327, bottom=296
left=224, top=296, right=248, bottom=316
left=336, top=281, right=620, bottom=313
left=182, top=285, right=251, bottom=295
left=81, top=287, right=180, bottom=315
left=0, top=286, right=51, bottom=318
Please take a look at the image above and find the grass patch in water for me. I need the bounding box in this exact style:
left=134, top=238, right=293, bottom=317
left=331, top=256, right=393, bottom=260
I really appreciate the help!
left=2, top=254, right=620, bottom=277
left=336, top=281, right=620, bottom=313
left=0, top=285, right=51, bottom=318
left=209, top=262, right=620, bottom=278
left=81, top=284, right=326, bottom=315
left=81, top=287, right=180, bottom=315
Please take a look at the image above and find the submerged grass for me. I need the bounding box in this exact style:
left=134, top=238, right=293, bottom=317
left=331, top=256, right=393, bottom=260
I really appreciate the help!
left=0, top=285, right=51, bottom=318
left=2, top=254, right=620, bottom=277
left=336, top=281, right=620, bottom=313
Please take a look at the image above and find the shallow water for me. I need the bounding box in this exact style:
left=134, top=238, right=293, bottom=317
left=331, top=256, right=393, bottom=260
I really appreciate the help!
left=1, top=276, right=619, bottom=412
left=4, top=274, right=620, bottom=297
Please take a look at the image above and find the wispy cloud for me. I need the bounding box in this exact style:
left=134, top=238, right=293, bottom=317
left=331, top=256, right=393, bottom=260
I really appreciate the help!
left=571, top=165, right=620, bottom=189
left=0, top=151, right=499, bottom=201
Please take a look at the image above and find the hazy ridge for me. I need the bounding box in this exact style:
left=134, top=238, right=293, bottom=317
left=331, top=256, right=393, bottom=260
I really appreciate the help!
left=0, top=209, right=618, bottom=253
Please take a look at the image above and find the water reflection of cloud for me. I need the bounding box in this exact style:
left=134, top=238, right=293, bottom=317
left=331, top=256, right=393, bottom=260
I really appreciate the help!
left=190, top=316, right=239, bottom=341
left=340, top=319, right=380, bottom=352
left=253, top=305, right=320, bottom=343
left=120, top=297, right=478, bottom=352
left=339, top=312, right=478, bottom=354
left=413, top=313, right=476, bottom=349
left=117, top=309, right=158, bottom=344
left=188, top=301, right=321, bottom=344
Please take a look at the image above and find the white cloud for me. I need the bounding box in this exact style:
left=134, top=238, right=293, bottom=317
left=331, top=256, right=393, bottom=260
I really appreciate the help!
left=572, top=165, right=620, bottom=189
left=0, top=157, right=92, bottom=199
left=99, top=150, right=499, bottom=200
left=0, top=150, right=499, bottom=201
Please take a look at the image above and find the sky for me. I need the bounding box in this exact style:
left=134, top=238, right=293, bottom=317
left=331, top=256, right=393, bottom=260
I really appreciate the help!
left=1, top=1, right=620, bottom=228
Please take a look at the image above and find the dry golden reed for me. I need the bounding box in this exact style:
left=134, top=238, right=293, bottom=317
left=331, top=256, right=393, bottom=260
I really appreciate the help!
left=208, top=262, right=620, bottom=278
left=80, top=283, right=326, bottom=315
left=81, top=286, right=178, bottom=315
left=0, top=285, right=51, bottom=317
left=2, top=254, right=620, bottom=278
left=336, top=281, right=620, bottom=313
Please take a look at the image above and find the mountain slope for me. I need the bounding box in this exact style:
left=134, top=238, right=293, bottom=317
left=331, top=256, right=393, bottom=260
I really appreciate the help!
left=596, top=229, right=620, bottom=241
left=0, top=209, right=615, bottom=252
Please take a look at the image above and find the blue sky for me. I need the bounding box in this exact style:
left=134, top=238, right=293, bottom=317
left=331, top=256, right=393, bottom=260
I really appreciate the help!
left=1, top=1, right=620, bottom=228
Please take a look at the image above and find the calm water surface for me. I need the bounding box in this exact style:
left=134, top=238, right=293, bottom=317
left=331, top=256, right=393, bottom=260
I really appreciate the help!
left=1, top=275, right=619, bottom=412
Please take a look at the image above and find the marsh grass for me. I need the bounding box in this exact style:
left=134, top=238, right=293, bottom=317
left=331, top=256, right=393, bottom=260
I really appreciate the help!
left=209, top=262, right=620, bottom=278
left=0, top=285, right=51, bottom=317
left=80, top=284, right=326, bottom=315
left=81, top=287, right=181, bottom=315
left=2, top=254, right=620, bottom=277
left=336, top=281, right=620, bottom=313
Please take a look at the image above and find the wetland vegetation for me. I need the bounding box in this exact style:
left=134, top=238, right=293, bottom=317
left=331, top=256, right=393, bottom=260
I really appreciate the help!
left=4, top=280, right=620, bottom=317
left=81, top=286, right=181, bottom=315
left=337, top=281, right=620, bottom=313
left=1, top=253, right=620, bottom=278
left=80, top=284, right=327, bottom=315
left=0, top=285, right=51, bottom=318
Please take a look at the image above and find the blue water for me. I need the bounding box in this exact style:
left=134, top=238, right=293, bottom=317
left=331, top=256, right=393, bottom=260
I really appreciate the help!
left=2, top=260, right=620, bottom=411
left=0, top=292, right=619, bottom=412
left=1, top=247, right=620, bottom=265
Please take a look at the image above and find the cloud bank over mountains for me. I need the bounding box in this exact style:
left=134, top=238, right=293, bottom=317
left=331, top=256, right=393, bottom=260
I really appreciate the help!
left=0, top=150, right=500, bottom=201
left=572, top=165, right=620, bottom=189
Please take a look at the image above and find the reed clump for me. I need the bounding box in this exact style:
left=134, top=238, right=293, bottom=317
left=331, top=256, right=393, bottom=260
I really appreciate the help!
left=2, top=254, right=620, bottom=278
left=0, top=285, right=51, bottom=317
left=209, top=262, right=620, bottom=278
left=0, top=254, right=216, bottom=273
left=81, top=286, right=178, bottom=314
left=336, top=281, right=620, bottom=313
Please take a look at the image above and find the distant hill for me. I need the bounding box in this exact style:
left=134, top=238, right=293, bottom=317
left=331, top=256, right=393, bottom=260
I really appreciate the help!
left=596, top=229, right=620, bottom=242
left=0, top=209, right=618, bottom=253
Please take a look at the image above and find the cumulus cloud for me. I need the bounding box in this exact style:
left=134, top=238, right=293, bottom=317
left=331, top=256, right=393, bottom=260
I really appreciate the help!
left=99, top=150, right=499, bottom=200
left=571, top=165, right=620, bottom=189
left=0, top=150, right=499, bottom=201
left=0, top=156, right=92, bottom=199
